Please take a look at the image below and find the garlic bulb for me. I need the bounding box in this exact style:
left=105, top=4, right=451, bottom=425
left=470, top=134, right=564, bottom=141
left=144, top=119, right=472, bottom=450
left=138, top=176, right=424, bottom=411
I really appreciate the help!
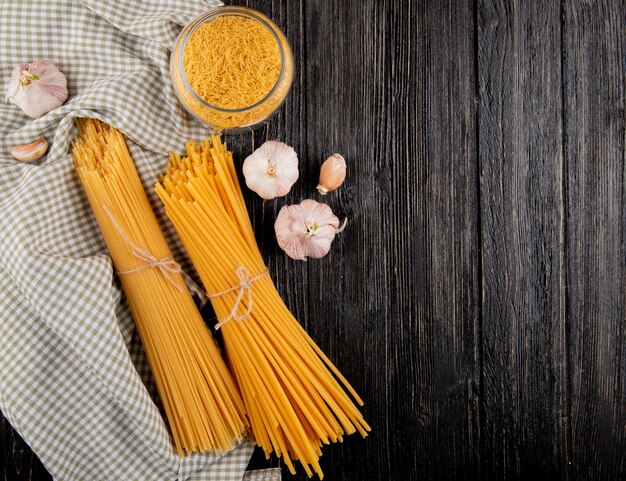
left=242, top=141, right=299, bottom=199
left=275, top=199, right=346, bottom=260
left=11, top=138, right=49, bottom=162
left=317, top=153, right=346, bottom=195
left=5, top=61, right=68, bottom=118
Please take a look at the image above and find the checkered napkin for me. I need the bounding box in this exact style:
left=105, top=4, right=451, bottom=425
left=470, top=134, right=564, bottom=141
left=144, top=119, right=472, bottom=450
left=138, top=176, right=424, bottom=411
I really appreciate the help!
left=0, top=1, right=281, bottom=480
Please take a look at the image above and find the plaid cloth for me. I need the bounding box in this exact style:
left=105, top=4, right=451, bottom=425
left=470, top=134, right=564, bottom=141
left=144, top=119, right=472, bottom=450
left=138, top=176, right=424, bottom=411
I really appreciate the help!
left=0, top=1, right=275, bottom=479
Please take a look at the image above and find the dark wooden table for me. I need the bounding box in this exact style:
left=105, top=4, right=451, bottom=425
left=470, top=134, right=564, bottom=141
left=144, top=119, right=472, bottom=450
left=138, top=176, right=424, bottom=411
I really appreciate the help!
left=2, top=1, right=625, bottom=480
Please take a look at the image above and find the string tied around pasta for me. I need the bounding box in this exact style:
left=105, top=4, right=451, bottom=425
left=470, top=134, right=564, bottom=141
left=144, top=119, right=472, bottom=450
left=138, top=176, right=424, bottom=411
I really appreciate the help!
left=209, top=266, right=269, bottom=330
left=102, top=204, right=184, bottom=291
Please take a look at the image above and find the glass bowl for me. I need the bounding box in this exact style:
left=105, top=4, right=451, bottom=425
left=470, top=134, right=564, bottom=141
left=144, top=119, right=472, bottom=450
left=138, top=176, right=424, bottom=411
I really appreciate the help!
left=170, top=6, right=294, bottom=132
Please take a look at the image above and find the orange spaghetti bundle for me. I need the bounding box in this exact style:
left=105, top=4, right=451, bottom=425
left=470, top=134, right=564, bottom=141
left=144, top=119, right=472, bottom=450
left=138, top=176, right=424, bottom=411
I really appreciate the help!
left=72, top=119, right=247, bottom=456
left=155, top=135, right=370, bottom=478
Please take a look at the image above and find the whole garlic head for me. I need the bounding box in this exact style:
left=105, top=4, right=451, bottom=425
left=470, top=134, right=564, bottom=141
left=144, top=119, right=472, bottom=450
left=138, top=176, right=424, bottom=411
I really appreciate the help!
left=242, top=141, right=299, bottom=199
left=5, top=60, right=68, bottom=118
left=275, top=199, right=346, bottom=260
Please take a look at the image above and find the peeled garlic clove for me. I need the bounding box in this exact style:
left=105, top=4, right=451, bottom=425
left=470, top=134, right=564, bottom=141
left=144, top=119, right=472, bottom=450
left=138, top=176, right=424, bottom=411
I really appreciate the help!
left=243, top=141, right=299, bottom=199
left=317, top=153, right=346, bottom=195
left=5, top=61, right=68, bottom=118
left=11, top=138, right=49, bottom=162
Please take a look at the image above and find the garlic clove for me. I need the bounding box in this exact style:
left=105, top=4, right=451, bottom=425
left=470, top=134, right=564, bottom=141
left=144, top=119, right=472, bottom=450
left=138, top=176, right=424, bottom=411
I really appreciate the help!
left=243, top=141, right=299, bottom=199
left=5, top=61, right=68, bottom=118
left=305, top=224, right=337, bottom=259
left=11, top=138, right=49, bottom=162
left=277, top=232, right=309, bottom=261
left=317, top=153, right=346, bottom=195
left=275, top=204, right=308, bottom=260
left=275, top=199, right=344, bottom=260
left=300, top=198, right=340, bottom=229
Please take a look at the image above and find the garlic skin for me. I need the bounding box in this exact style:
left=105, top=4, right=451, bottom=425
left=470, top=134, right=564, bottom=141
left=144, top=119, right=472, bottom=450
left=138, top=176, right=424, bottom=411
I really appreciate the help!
left=275, top=199, right=345, bottom=260
left=317, top=153, right=346, bottom=195
left=5, top=61, right=68, bottom=118
left=11, top=138, right=49, bottom=162
left=243, top=141, right=299, bottom=199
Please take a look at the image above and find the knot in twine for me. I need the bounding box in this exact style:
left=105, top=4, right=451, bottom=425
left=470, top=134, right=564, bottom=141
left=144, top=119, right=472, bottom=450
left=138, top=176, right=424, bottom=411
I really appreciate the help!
left=209, top=266, right=268, bottom=330
left=103, top=204, right=184, bottom=291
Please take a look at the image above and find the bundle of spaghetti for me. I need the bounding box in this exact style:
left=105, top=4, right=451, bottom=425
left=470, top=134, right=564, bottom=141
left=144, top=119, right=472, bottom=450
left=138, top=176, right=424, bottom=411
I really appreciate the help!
left=72, top=119, right=247, bottom=456
left=155, top=135, right=370, bottom=478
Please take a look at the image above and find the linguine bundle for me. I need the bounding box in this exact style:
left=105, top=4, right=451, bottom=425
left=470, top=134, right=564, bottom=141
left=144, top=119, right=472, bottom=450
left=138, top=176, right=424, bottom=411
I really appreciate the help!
left=72, top=119, right=247, bottom=456
left=155, top=135, right=370, bottom=478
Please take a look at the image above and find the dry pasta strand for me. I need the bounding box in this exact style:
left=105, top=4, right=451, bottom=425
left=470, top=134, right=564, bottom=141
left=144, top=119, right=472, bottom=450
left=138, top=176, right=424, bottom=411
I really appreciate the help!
left=72, top=119, right=248, bottom=456
left=155, top=136, right=371, bottom=478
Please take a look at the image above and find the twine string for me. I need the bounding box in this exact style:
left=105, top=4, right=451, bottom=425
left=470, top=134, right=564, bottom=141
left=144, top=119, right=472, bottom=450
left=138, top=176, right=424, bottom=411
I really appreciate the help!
left=102, top=204, right=184, bottom=292
left=209, top=266, right=268, bottom=330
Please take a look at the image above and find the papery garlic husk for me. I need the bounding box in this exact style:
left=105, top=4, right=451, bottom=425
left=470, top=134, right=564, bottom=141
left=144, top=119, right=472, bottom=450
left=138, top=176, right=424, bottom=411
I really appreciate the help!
left=275, top=199, right=344, bottom=260
left=5, top=61, right=68, bottom=118
left=317, top=153, right=346, bottom=195
left=11, top=138, right=49, bottom=162
left=243, top=141, right=299, bottom=199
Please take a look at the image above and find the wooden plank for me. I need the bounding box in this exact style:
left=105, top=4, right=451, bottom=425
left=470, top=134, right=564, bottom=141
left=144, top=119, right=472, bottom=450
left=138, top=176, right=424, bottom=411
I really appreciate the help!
left=562, top=2, right=626, bottom=479
left=477, top=1, right=569, bottom=478
left=225, top=0, right=308, bottom=473
left=301, top=0, right=480, bottom=479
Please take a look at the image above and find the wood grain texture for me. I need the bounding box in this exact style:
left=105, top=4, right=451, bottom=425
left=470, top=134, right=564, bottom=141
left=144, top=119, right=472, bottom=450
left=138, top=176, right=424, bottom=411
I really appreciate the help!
left=477, top=1, right=569, bottom=479
left=0, top=422, right=51, bottom=481
left=563, top=2, right=626, bottom=479
left=300, top=0, right=479, bottom=479
left=2, top=1, right=626, bottom=480
left=302, top=0, right=387, bottom=477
